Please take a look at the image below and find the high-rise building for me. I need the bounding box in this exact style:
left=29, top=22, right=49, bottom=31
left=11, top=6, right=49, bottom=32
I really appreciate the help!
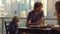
left=2, top=0, right=19, bottom=17
left=0, top=0, right=7, bottom=17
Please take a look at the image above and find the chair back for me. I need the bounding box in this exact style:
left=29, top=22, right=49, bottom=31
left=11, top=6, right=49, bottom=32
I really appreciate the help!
left=4, top=21, right=10, bottom=34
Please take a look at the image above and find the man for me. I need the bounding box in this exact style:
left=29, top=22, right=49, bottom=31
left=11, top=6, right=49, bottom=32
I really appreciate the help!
left=26, top=2, right=44, bottom=27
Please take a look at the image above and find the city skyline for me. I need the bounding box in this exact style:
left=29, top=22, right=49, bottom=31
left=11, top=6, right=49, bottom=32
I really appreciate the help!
left=0, top=0, right=59, bottom=18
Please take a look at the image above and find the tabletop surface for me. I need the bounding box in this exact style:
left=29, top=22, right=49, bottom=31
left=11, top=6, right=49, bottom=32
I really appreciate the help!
left=18, top=27, right=52, bottom=30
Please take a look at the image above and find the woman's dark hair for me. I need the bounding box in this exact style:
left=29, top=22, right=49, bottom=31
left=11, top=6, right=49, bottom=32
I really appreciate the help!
left=34, top=2, right=43, bottom=9
left=55, top=1, right=60, bottom=14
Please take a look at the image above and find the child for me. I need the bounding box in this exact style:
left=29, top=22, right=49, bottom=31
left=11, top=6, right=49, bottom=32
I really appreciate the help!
left=8, top=16, right=19, bottom=34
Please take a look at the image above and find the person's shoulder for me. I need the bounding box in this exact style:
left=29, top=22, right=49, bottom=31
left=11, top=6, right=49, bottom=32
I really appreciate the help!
left=9, top=22, right=15, bottom=24
left=14, top=23, right=18, bottom=25
left=41, top=10, right=44, bottom=13
left=40, top=10, right=44, bottom=14
left=28, top=10, right=34, bottom=14
left=29, top=10, right=34, bottom=13
left=39, top=10, right=44, bottom=15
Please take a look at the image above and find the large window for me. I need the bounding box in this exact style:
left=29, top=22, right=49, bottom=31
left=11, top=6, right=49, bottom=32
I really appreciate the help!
left=45, top=0, right=60, bottom=25
left=2, top=0, right=48, bottom=18
left=1, top=0, right=60, bottom=18
left=0, top=0, right=60, bottom=34
left=1, top=0, right=59, bottom=28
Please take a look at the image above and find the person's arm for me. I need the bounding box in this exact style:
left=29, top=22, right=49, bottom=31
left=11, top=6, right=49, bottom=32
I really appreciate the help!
left=40, top=17, right=44, bottom=24
left=36, top=17, right=44, bottom=25
left=26, top=20, right=31, bottom=25
left=37, top=11, right=44, bottom=25
left=27, top=20, right=38, bottom=25
left=40, top=11, right=44, bottom=24
left=26, top=12, right=37, bottom=26
left=26, top=12, right=32, bottom=26
left=27, top=18, right=44, bottom=26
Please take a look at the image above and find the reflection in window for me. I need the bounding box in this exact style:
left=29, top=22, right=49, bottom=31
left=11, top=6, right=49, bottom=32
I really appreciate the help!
left=31, top=0, right=34, bottom=7
left=12, top=0, right=17, bottom=3
left=31, top=0, right=34, bottom=10
left=19, top=0, right=29, bottom=18
left=3, top=0, right=48, bottom=17
left=21, top=11, right=26, bottom=18
left=42, top=0, right=47, bottom=16
left=20, top=0, right=24, bottom=4
left=0, top=0, right=2, bottom=17
left=17, top=0, right=20, bottom=1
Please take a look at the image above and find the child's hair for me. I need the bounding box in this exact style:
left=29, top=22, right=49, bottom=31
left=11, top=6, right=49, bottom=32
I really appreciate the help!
left=34, top=2, right=43, bottom=9
left=12, top=16, right=19, bottom=22
left=55, top=1, right=60, bottom=14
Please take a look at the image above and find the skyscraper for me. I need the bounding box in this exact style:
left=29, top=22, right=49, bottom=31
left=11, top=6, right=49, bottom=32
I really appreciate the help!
left=2, top=0, right=19, bottom=17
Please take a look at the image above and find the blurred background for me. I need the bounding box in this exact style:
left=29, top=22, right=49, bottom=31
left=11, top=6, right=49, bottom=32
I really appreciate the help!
left=0, top=0, right=60, bottom=34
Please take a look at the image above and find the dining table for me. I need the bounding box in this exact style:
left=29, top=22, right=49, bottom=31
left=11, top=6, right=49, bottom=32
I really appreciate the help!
left=18, top=25, right=60, bottom=34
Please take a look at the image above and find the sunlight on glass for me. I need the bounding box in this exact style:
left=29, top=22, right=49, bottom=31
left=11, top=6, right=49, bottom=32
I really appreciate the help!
left=6, top=0, right=11, bottom=4
left=1, top=12, right=8, bottom=17
left=31, top=1, right=34, bottom=7
left=1, top=8, right=4, bottom=10
left=17, top=0, right=20, bottom=1
left=12, top=0, right=17, bottom=3
left=0, top=0, right=4, bottom=17
left=27, top=0, right=29, bottom=4
left=20, top=0, right=24, bottom=4
left=42, top=0, right=47, bottom=16
left=4, top=12, right=8, bottom=16
left=0, top=0, right=2, bottom=5
left=21, top=11, right=26, bottom=18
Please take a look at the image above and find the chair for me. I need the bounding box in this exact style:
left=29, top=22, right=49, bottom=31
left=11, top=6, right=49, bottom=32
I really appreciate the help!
left=4, top=21, right=10, bottom=34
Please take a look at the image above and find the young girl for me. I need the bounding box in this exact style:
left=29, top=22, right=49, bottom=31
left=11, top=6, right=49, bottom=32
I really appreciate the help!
left=8, top=16, right=19, bottom=34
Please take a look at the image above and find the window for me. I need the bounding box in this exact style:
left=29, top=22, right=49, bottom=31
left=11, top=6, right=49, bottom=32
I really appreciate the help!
left=1, top=0, right=60, bottom=34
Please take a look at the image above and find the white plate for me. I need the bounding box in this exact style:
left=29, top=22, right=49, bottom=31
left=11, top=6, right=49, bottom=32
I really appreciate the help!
left=54, top=25, right=59, bottom=27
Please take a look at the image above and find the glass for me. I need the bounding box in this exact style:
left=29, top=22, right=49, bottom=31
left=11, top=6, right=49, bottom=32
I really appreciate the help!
left=1, top=0, right=60, bottom=34
left=45, top=0, right=60, bottom=25
left=41, top=0, right=47, bottom=16
left=18, top=19, right=27, bottom=28
left=19, top=0, right=29, bottom=18
left=0, top=19, right=2, bottom=34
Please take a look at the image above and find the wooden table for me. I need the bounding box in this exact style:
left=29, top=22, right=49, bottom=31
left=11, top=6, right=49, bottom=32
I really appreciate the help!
left=51, top=27, right=60, bottom=34
left=18, top=27, right=52, bottom=34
